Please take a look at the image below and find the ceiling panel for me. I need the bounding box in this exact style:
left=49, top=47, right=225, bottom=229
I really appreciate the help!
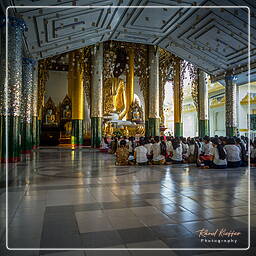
left=1, top=0, right=255, bottom=79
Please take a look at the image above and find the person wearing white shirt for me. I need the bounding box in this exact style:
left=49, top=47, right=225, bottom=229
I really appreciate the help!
left=134, top=140, right=148, bottom=165
left=152, top=136, right=165, bottom=164
left=199, top=136, right=213, bottom=166
left=144, top=137, right=153, bottom=162
left=209, top=138, right=227, bottom=169
left=169, top=138, right=183, bottom=163
left=224, top=138, right=241, bottom=168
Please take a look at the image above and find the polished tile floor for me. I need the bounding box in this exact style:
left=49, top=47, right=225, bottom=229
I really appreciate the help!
left=0, top=147, right=255, bottom=256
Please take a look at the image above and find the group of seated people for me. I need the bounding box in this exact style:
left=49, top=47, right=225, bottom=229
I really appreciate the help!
left=100, top=135, right=255, bottom=169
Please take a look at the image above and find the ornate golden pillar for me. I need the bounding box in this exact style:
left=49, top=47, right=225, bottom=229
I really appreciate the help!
left=173, top=57, right=183, bottom=137
left=125, top=48, right=135, bottom=119
left=91, top=43, right=103, bottom=148
left=69, top=50, right=84, bottom=146
left=148, top=45, right=160, bottom=136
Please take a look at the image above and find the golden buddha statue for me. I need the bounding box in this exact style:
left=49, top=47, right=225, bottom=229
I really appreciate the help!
left=105, top=77, right=128, bottom=120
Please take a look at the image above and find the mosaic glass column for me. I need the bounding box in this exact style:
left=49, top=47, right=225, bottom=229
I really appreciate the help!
left=32, top=62, right=38, bottom=149
left=0, top=17, right=26, bottom=163
left=91, top=43, right=103, bottom=148
left=21, top=58, right=35, bottom=154
left=198, top=70, right=209, bottom=137
left=173, top=58, right=183, bottom=137
left=148, top=45, right=160, bottom=137
left=69, top=50, right=84, bottom=146
left=225, top=72, right=238, bottom=137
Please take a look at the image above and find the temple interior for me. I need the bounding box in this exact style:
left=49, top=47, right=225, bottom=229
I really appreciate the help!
left=0, top=0, right=256, bottom=255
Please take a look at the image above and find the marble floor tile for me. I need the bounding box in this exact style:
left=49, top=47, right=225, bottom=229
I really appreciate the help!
left=1, top=147, right=252, bottom=252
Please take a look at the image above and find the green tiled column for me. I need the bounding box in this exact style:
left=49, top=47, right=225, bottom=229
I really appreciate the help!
left=174, top=122, right=183, bottom=138
left=148, top=118, right=160, bottom=137
left=1, top=116, right=21, bottom=162
left=198, top=119, right=209, bottom=138
left=32, top=116, right=37, bottom=149
left=71, top=119, right=83, bottom=146
left=91, top=117, right=102, bottom=148
left=226, top=127, right=236, bottom=137
left=21, top=122, right=32, bottom=154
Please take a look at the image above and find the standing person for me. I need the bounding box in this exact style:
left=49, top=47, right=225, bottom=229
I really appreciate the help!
left=224, top=138, right=241, bottom=168
left=134, top=140, right=148, bottom=165
left=115, top=140, right=129, bottom=165
left=152, top=136, right=165, bottom=165
left=209, top=138, right=227, bottom=169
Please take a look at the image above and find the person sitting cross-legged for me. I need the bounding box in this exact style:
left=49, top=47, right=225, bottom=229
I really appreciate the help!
left=115, top=140, right=129, bottom=166
left=208, top=138, right=227, bottom=169
left=134, top=140, right=148, bottom=165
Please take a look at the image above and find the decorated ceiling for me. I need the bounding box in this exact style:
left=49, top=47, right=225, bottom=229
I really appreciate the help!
left=1, top=0, right=255, bottom=82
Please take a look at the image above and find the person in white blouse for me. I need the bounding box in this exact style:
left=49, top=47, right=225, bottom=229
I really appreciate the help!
left=224, top=138, right=241, bottom=168
left=144, top=137, right=153, bottom=162
left=169, top=138, right=183, bottom=163
left=199, top=136, right=213, bottom=167
left=209, top=138, right=227, bottom=169
left=152, top=136, right=165, bottom=164
left=134, top=140, right=148, bottom=165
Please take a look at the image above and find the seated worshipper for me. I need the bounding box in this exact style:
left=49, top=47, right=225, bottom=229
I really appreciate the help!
left=166, top=137, right=173, bottom=163
left=144, top=137, right=153, bottom=162
left=208, top=138, right=227, bottom=169
left=168, top=138, right=183, bottom=164
left=100, top=137, right=109, bottom=152
left=236, top=138, right=248, bottom=166
left=110, top=137, right=118, bottom=154
left=115, top=140, right=130, bottom=166
left=128, top=136, right=135, bottom=156
left=199, top=136, right=213, bottom=167
left=181, top=137, right=189, bottom=162
left=187, top=138, right=198, bottom=163
left=152, top=136, right=166, bottom=164
left=160, top=136, right=167, bottom=158
left=250, top=140, right=256, bottom=167
left=134, top=140, right=148, bottom=165
left=224, top=138, right=241, bottom=168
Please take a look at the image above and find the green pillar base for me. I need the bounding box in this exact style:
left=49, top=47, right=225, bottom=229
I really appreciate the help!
left=198, top=120, right=209, bottom=138
left=71, top=119, right=84, bottom=146
left=148, top=118, right=160, bottom=137
left=226, top=127, right=237, bottom=137
left=91, top=117, right=102, bottom=148
left=0, top=115, right=21, bottom=163
left=32, top=116, right=38, bottom=149
left=145, top=120, right=149, bottom=137
left=38, top=119, right=42, bottom=146
left=21, top=122, right=32, bottom=154
left=174, top=122, right=183, bottom=137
